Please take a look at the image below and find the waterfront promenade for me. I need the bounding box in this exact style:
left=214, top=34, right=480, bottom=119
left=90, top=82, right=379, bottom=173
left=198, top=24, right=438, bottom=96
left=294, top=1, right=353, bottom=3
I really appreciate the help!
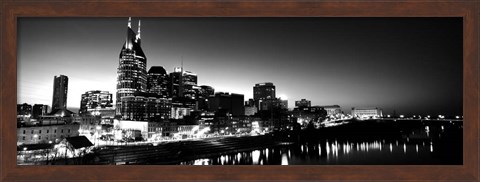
left=24, top=118, right=462, bottom=165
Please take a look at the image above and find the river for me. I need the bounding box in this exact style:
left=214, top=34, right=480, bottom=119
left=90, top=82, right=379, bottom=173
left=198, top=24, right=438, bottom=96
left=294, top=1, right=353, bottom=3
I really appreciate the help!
left=180, top=120, right=463, bottom=165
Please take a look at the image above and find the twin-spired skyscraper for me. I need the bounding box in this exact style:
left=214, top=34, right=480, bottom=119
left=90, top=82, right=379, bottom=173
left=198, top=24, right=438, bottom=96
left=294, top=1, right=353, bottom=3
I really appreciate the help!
left=116, top=18, right=147, bottom=114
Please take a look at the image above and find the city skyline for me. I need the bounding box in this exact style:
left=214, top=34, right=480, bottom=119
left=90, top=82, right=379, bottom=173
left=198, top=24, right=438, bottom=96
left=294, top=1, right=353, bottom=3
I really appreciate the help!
left=18, top=17, right=463, bottom=115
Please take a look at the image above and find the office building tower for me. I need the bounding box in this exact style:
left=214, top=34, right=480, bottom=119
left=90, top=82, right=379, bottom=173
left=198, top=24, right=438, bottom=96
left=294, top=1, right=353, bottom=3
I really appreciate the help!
left=51, top=75, right=68, bottom=111
left=79, top=90, right=114, bottom=116
left=147, top=66, right=170, bottom=98
left=169, top=67, right=198, bottom=99
left=208, top=92, right=245, bottom=116
left=119, top=96, right=171, bottom=121
left=253, top=82, right=275, bottom=108
left=197, top=85, right=214, bottom=111
left=116, top=18, right=147, bottom=114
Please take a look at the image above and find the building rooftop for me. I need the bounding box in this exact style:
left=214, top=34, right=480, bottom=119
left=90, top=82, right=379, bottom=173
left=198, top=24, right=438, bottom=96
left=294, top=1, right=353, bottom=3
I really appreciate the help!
left=66, top=136, right=93, bottom=149
left=148, top=66, right=167, bottom=75
left=317, top=105, right=341, bottom=108
left=48, top=109, right=75, bottom=117
left=17, top=143, right=54, bottom=151
left=255, top=82, right=274, bottom=86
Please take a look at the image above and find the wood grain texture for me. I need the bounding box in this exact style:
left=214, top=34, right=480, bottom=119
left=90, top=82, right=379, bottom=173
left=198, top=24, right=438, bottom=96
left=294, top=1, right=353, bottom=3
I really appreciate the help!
left=1, top=0, right=478, bottom=181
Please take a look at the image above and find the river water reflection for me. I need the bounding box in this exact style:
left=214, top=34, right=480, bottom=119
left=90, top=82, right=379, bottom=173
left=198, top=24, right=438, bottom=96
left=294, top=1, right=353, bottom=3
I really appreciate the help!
left=180, top=120, right=462, bottom=165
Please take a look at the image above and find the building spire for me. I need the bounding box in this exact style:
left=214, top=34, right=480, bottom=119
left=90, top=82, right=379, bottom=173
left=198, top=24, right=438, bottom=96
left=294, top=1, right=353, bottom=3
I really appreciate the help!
left=137, top=20, right=141, bottom=39
left=135, top=19, right=141, bottom=45
left=125, top=17, right=134, bottom=49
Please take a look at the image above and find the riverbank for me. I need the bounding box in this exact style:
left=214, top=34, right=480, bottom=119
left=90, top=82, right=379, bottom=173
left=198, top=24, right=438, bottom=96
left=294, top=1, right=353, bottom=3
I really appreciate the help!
left=45, top=119, right=462, bottom=165
left=84, top=134, right=279, bottom=164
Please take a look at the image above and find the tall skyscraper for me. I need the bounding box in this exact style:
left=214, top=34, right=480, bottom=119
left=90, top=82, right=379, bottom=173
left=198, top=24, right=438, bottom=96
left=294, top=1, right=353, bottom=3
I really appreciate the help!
left=51, top=75, right=68, bottom=111
left=116, top=18, right=147, bottom=115
left=253, top=82, right=275, bottom=100
left=169, top=67, right=198, bottom=99
left=253, top=82, right=275, bottom=108
left=147, top=66, right=170, bottom=98
left=197, top=85, right=215, bottom=111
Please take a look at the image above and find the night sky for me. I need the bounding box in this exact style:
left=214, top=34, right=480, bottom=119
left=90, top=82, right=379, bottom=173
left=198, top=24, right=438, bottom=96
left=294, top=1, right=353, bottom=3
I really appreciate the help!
left=17, top=17, right=463, bottom=116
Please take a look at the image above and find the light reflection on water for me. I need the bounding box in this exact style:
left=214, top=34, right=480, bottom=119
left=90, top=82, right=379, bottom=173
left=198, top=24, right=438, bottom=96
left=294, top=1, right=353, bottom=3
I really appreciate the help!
left=181, top=139, right=436, bottom=165
left=281, top=153, right=288, bottom=165
left=252, top=150, right=260, bottom=164
left=179, top=122, right=461, bottom=165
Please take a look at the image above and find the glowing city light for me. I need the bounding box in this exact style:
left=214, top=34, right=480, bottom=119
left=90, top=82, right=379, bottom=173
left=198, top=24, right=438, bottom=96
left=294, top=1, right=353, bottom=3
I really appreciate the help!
left=278, top=94, right=288, bottom=100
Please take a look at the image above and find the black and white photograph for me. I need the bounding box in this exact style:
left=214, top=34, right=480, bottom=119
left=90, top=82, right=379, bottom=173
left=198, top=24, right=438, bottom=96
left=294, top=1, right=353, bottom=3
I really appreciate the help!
left=16, top=17, right=463, bottom=165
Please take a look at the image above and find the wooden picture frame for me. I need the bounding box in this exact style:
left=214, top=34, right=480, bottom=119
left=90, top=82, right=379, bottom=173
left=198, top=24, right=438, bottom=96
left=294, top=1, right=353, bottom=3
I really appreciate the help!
left=1, top=0, right=478, bottom=181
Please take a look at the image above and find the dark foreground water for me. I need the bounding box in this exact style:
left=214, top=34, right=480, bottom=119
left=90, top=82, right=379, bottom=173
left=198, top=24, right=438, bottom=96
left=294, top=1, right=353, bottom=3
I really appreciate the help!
left=180, top=120, right=463, bottom=165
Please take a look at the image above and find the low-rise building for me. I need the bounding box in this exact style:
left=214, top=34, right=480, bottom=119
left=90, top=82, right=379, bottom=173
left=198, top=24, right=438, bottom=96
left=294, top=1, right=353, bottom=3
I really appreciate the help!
left=351, top=107, right=383, bottom=119
left=32, top=104, right=49, bottom=119
left=17, top=123, right=80, bottom=145
left=161, top=121, right=178, bottom=137
left=17, top=103, right=32, bottom=116
left=319, top=105, right=342, bottom=115
left=115, top=120, right=149, bottom=139
left=295, top=99, right=311, bottom=108
left=244, top=105, right=258, bottom=116
left=291, top=106, right=328, bottom=126
left=176, top=124, right=200, bottom=139
left=76, top=116, right=102, bottom=136
left=171, top=107, right=192, bottom=119
left=259, top=98, right=288, bottom=111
